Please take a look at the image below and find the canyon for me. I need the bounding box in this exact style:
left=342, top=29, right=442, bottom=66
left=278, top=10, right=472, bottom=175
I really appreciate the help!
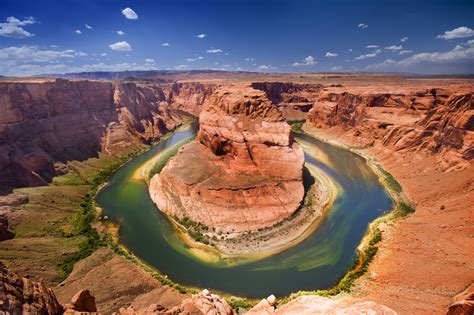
left=149, top=85, right=306, bottom=236
left=0, top=73, right=472, bottom=314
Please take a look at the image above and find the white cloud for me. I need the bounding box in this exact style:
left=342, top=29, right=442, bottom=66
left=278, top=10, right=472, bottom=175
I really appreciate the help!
left=174, top=64, right=188, bottom=70
left=399, top=50, right=412, bottom=55
left=75, top=29, right=82, bottom=34
left=101, top=53, right=107, bottom=56
left=85, top=24, right=92, bottom=29
left=367, top=45, right=379, bottom=48
left=325, top=52, right=338, bottom=57
left=186, top=56, right=203, bottom=62
left=331, top=65, right=343, bottom=71
left=145, top=58, right=154, bottom=63
left=245, top=57, right=254, bottom=61
left=50, top=45, right=58, bottom=48
left=109, top=41, right=132, bottom=51
left=74, top=51, right=87, bottom=56
left=161, top=42, right=170, bottom=47
left=292, top=55, right=316, bottom=66
left=1, top=62, right=158, bottom=76
left=206, top=48, right=223, bottom=54
left=0, top=46, right=79, bottom=62
left=401, top=37, right=408, bottom=42
left=122, top=7, right=138, bottom=20
left=0, top=16, right=36, bottom=38
left=437, top=26, right=474, bottom=40
left=385, top=45, right=403, bottom=51
left=366, top=59, right=397, bottom=69
left=117, top=30, right=125, bottom=36
left=355, top=49, right=381, bottom=60
left=196, top=33, right=206, bottom=39
left=366, top=42, right=474, bottom=70
left=358, top=23, right=368, bottom=29
left=348, top=48, right=353, bottom=52
left=399, top=44, right=474, bottom=65
left=258, top=65, right=275, bottom=70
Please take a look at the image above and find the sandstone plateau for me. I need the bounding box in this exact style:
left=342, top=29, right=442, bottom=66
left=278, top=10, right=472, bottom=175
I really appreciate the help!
left=149, top=85, right=305, bottom=233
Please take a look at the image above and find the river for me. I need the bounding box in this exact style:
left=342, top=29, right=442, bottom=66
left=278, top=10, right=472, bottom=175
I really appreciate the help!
left=96, top=123, right=393, bottom=298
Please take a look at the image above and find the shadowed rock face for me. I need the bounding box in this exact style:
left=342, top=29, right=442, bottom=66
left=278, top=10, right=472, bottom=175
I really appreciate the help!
left=149, top=85, right=305, bottom=233
left=0, top=79, right=186, bottom=188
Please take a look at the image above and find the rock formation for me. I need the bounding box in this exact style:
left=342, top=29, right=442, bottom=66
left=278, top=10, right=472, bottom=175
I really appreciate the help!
left=119, top=289, right=233, bottom=315
left=165, top=81, right=217, bottom=116
left=447, top=283, right=474, bottom=315
left=251, top=82, right=322, bottom=120
left=0, top=79, right=182, bottom=188
left=0, top=261, right=64, bottom=314
left=149, top=85, right=305, bottom=233
left=63, top=289, right=97, bottom=313
left=247, top=295, right=397, bottom=314
left=307, top=88, right=473, bottom=171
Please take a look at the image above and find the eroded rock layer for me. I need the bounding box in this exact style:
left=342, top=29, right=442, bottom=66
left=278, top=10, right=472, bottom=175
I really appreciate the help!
left=149, top=85, right=304, bottom=233
left=307, top=87, right=473, bottom=171
left=0, top=79, right=217, bottom=188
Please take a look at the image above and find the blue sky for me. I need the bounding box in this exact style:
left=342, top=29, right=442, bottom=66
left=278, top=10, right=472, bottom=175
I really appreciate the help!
left=0, top=0, right=473, bottom=76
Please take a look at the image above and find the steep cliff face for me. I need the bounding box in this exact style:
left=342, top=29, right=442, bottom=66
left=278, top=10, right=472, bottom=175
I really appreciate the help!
left=307, top=88, right=473, bottom=170
left=164, top=81, right=217, bottom=116
left=0, top=79, right=183, bottom=188
left=251, top=82, right=322, bottom=120
left=149, top=85, right=304, bottom=233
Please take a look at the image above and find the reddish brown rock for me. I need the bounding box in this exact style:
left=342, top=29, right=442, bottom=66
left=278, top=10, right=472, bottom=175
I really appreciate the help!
left=150, top=85, right=304, bottom=233
left=247, top=295, right=397, bottom=315
left=448, top=284, right=474, bottom=315
left=0, top=79, right=184, bottom=188
left=0, top=261, right=64, bottom=314
left=307, top=87, right=473, bottom=170
left=63, top=289, right=97, bottom=313
left=118, top=289, right=233, bottom=315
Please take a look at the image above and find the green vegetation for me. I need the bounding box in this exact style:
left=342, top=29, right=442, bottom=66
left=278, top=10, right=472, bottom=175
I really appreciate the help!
left=172, top=215, right=211, bottom=245
left=290, top=121, right=305, bottom=133
left=395, top=201, right=416, bottom=217
left=228, top=297, right=253, bottom=311
left=380, top=169, right=402, bottom=193
left=58, top=154, right=139, bottom=281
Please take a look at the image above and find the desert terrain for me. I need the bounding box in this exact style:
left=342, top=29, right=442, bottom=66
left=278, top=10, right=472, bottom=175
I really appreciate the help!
left=0, top=72, right=473, bottom=314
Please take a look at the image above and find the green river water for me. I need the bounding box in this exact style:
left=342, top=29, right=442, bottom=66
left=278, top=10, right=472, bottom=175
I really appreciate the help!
left=96, top=123, right=393, bottom=298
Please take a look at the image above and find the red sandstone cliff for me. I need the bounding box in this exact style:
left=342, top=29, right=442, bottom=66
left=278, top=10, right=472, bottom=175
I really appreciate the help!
left=0, top=79, right=186, bottom=188
left=307, top=88, right=473, bottom=171
left=149, top=85, right=305, bottom=233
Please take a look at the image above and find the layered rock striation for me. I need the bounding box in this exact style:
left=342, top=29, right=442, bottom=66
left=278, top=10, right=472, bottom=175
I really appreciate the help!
left=307, top=88, right=473, bottom=170
left=0, top=79, right=213, bottom=188
left=149, top=85, right=305, bottom=233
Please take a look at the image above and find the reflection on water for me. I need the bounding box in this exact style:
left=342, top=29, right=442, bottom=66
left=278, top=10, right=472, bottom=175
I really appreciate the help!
left=96, top=124, right=393, bottom=298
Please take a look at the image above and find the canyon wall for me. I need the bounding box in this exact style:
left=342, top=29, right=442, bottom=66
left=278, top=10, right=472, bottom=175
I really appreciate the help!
left=149, top=85, right=305, bottom=233
left=0, top=79, right=217, bottom=189
left=251, top=82, right=322, bottom=120
left=307, top=87, right=473, bottom=171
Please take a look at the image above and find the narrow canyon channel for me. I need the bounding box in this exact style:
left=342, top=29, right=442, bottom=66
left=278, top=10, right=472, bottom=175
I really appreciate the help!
left=96, top=123, right=393, bottom=298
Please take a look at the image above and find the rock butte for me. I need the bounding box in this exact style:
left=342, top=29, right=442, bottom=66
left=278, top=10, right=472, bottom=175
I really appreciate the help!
left=149, top=85, right=305, bottom=233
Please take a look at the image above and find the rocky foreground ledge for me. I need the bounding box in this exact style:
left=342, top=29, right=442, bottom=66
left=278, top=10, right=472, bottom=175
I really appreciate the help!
left=149, top=85, right=305, bottom=236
